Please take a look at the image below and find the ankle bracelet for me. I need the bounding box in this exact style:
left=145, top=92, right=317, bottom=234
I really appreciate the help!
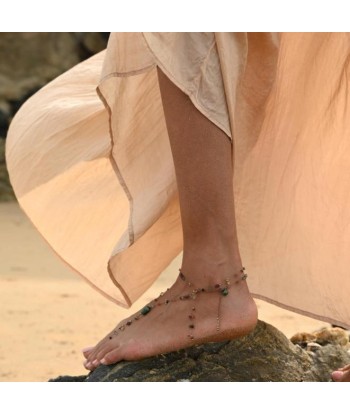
left=177, top=267, right=248, bottom=339
left=108, top=267, right=248, bottom=342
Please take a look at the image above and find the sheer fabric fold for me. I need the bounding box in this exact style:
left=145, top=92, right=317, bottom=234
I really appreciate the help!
left=6, top=33, right=350, bottom=328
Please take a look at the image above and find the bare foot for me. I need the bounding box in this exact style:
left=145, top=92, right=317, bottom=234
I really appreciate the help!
left=332, top=364, right=350, bottom=382
left=83, top=271, right=258, bottom=371
left=81, top=308, right=149, bottom=359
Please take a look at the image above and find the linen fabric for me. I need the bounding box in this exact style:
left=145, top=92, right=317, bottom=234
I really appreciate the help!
left=6, top=32, right=350, bottom=328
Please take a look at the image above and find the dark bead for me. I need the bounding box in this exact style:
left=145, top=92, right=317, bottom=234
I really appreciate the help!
left=221, top=288, right=229, bottom=296
left=201, top=288, right=206, bottom=292
left=141, top=306, right=151, bottom=315
left=179, top=296, right=184, bottom=300
left=192, top=307, right=196, bottom=311
left=165, top=300, right=169, bottom=304
left=126, top=321, right=132, bottom=326
left=189, top=324, right=195, bottom=329
left=109, top=336, right=113, bottom=340
left=188, top=314, right=195, bottom=320
left=215, top=284, right=220, bottom=288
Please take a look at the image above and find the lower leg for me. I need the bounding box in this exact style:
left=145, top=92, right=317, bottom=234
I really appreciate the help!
left=83, top=67, right=257, bottom=369
left=157, top=67, right=242, bottom=283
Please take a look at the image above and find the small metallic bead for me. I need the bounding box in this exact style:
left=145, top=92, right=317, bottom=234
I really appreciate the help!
left=216, top=327, right=220, bottom=331
left=179, top=296, right=184, bottom=300
left=119, top=325, right=125, bottom=331
left=188, top=314, right=195, bottom=320
left=192, top=307, right=196, bottom=311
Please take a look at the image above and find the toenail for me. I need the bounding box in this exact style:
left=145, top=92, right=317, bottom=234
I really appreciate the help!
left=82, top=346, right=94, bottom=353
left=100, top=358, right=107, bottom=365
left=92, top=359, right=99, bottom=366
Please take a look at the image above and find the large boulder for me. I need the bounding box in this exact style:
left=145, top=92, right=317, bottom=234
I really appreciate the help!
left=49, top=320, right=350, bottom=382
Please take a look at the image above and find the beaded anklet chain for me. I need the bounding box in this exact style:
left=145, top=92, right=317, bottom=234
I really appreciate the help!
left=108, top=267, right=248, bottom=342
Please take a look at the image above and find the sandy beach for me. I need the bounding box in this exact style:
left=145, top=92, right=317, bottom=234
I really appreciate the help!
left=0, top=202, right=330, bottom=382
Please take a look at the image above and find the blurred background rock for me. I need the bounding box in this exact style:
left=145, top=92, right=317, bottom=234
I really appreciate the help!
left=0, top=32, right=109, bottom=201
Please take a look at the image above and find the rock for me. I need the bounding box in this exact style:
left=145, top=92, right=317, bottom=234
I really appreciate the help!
left=312, top=327, right=349, bottom=347
left=0, top=100, right=10, bottom=137
left=290, top=332, right=317, bottom=345
left=0, top=33, right=80, bottom=102
left=48, top=320, right=350, bottom=382
left=49, top=375, right=88, bottom=382
left=77, top=32, right=110, bottom=55
left=0, top=33, right=108, bottom=103
left=0, top=138, right=15, bottom=201
left=0, top=33, right=109, bottom=201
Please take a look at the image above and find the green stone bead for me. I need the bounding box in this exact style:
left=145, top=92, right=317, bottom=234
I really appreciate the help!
left=141, top=305, right=151, bottom=315
left=221, top=288, right=229, bottom=296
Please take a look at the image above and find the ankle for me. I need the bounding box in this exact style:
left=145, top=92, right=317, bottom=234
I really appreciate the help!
left=180, top=252, right=244, bottom=286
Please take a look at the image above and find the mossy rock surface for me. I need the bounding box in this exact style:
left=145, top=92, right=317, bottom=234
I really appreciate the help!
left=49, top=320, right=350, bottom=382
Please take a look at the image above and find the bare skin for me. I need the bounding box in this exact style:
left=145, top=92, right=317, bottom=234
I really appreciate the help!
left=332, top=365, right=350, bottom=382
left=83, top=67, right=348, bottom=381
left=83, top=66, right=257, bottom=370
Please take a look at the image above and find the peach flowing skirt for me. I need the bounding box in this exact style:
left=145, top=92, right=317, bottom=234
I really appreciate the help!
left=5, top=33, right=350, bottom=328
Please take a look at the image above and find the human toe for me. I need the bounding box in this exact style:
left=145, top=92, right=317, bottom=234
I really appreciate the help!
left=332, top=371, right=345, bottom=381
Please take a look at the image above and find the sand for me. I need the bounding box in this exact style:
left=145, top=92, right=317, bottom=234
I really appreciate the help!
left=0, top=202, right=329, bottom=382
